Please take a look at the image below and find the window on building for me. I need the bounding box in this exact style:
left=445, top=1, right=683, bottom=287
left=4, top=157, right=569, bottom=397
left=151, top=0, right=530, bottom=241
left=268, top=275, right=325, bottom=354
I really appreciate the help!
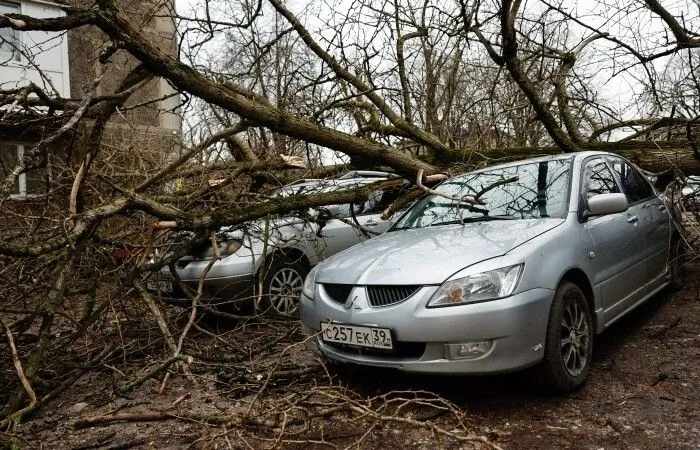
left=0, top=1, right=21, bottom=62
left=0, top=143, right=48, bottom=197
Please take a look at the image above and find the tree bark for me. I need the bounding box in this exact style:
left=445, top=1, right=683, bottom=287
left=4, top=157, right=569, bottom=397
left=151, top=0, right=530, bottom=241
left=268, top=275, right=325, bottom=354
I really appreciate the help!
left=463, top=140, right=700, bottom=175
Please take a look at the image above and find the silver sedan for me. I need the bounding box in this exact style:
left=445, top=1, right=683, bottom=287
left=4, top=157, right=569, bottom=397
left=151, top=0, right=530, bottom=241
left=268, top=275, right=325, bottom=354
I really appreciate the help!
left=148, top=172, right=403, bottom=316
left=299, top=152, right=680, bottom=391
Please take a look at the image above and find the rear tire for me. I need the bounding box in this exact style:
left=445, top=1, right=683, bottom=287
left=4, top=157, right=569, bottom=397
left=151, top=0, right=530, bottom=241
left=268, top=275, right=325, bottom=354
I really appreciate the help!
left=537, top=281, right=593, bottom=392
left=260, top=255, right=308, bottom=317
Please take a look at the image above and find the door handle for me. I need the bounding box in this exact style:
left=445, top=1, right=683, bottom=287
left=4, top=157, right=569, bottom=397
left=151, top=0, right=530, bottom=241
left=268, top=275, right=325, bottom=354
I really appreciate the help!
left=364, top=220, right=379, bottom=227
left=627, top=215, right=638, bottom=223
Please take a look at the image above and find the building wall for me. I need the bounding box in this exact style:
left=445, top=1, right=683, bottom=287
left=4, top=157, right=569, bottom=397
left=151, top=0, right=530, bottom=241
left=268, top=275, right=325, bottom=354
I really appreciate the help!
left=66, top=0, right=182, bottom=134
left=1, top=0, right=182, bottom=197
left=0, top=0, right=181, bottom=134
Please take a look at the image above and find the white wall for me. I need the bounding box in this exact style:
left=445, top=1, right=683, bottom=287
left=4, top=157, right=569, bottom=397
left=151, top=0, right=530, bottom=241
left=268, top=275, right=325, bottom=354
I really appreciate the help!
left=0, top=0, right=70, bottom=97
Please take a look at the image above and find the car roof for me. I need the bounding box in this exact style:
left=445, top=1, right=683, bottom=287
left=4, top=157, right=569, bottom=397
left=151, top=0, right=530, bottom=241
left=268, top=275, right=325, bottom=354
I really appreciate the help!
left=276, top=172, right=396, bottom=197
left=466, top=153, right=574, bottom=174
left=465, top=151, right=624, bottom=174
left=337, top=170, right=400, bottom=180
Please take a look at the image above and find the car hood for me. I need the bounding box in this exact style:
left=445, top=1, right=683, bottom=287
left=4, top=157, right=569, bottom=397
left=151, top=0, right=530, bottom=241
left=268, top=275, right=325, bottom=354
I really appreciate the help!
left=316, top=218, right=564, bottom=285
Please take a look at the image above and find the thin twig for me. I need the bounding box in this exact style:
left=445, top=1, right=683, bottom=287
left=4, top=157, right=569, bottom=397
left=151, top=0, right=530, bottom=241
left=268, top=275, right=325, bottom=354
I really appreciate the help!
left=0, top=318, right=38, bottom=431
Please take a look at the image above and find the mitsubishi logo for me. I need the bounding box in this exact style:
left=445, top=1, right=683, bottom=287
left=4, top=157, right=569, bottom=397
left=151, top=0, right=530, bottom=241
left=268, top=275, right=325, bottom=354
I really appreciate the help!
left=345, top=290, right=367, bottom=310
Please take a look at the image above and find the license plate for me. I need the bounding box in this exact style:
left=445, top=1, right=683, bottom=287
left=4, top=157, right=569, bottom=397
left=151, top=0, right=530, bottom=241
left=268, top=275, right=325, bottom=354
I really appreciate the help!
left=321, top=322, right=393, bottom=350
left=147, top=280, right=173, bottom=293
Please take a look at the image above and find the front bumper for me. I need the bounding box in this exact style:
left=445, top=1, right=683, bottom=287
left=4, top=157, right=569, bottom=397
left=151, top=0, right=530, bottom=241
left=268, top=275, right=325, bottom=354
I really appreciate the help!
left=299, top=286, right=555, bottom=374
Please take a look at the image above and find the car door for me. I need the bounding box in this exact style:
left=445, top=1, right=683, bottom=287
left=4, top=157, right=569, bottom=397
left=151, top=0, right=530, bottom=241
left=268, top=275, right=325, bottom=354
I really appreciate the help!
left=606, top=157, right=670, bottom=283
left=581, top=157, right=648, bottom=320
left=314, top=203, right=365, bottom=258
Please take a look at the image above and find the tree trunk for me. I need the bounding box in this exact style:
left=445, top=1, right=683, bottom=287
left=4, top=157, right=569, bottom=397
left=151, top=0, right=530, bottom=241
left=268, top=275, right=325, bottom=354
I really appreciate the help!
left=454, top=141, right=700, bottom=175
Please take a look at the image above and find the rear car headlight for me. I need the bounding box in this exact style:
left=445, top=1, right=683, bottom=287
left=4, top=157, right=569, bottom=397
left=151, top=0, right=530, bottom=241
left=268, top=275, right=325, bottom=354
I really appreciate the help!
left=302, top=265, right=319, bottom=300
left=427, top=264, right=523, bottom=307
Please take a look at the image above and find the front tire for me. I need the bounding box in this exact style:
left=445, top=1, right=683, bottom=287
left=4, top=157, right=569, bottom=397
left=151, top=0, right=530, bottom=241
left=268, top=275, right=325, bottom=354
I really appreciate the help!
left=260, top=256, right=308, bottom=317
left=538, top=281, right=593, bottom=392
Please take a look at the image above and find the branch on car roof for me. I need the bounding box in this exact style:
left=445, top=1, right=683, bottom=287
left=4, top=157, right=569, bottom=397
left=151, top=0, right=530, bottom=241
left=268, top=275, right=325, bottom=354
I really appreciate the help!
left=148, top=179, right=404, bottom=231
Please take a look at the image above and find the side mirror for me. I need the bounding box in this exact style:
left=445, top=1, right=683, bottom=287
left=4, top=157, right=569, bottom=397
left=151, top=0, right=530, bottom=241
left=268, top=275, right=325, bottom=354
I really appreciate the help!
left=587, top=193, right=629, bottom=217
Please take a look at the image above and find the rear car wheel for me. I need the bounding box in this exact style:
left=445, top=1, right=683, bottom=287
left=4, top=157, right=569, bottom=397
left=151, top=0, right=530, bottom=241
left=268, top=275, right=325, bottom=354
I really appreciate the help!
left=539, top=281, right=593, bottom=392
left=260, top=256, right=308, bottom=317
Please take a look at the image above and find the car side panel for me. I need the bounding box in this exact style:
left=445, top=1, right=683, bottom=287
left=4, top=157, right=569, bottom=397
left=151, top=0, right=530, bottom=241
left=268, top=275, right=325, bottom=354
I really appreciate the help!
left=586, top=202, right=649, bottom=315
left=644, top=197, right=671, bottom=281
left=314, top=218, right=366, bottom=258
left=312, top=213, right=391, bottom=260
left=505, top=213, right=603, bottom=327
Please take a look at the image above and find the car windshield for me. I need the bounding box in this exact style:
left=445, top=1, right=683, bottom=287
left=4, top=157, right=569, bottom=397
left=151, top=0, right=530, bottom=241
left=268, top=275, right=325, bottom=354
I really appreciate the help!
left=393, top=158, right=572, bottom=229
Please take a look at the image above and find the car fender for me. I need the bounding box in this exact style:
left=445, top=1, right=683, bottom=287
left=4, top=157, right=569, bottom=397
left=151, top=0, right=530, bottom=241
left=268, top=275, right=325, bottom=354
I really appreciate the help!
left=507, top=213, right=597, bottom=300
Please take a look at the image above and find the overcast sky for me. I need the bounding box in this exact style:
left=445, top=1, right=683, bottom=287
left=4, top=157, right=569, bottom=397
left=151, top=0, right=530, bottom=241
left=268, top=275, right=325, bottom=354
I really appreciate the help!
left=172, top=0, right=697, bottom=145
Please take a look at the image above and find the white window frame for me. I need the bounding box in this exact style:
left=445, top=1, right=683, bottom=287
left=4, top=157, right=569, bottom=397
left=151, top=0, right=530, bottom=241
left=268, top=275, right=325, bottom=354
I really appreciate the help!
left=0, top=0, right=21, bottom=63
left=3, top=144, right=28, bottom=198
left=4, top=143, right=50, bottom=198
left=15, top=144, right=27, bottom=196
left=0, top=0, right=71, bottom=97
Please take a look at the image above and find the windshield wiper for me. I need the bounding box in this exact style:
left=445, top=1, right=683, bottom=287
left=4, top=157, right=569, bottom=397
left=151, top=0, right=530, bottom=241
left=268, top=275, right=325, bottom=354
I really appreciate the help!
left=429, top=215, right=516, bottom=227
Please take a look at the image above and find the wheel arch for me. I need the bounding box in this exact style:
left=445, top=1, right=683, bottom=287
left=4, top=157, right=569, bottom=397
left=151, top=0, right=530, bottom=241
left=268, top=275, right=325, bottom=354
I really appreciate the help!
left=558, top=268, right=598, bottom=333
left=274, top=247, right=311, bottom=269
left=256, top=247, right=310, bottom=316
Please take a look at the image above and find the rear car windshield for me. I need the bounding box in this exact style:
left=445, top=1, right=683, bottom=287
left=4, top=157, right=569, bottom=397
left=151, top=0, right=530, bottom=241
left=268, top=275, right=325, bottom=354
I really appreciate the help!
left=394, top=158, right=572, bottom=229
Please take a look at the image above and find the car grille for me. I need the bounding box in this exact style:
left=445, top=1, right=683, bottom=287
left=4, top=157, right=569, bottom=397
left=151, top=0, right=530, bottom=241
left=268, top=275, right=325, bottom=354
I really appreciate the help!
left=321, top=284, right=422, bottom=307
left=322, top=284, right=354, bottom=304
left=366, top=285, right=421, bottom=307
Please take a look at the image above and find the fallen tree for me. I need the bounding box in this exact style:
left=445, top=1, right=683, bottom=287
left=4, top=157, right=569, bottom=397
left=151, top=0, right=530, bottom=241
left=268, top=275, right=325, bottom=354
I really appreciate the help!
left=454, top=140, right=700, bottom=175
left=1, top=0, right=700, bottom=433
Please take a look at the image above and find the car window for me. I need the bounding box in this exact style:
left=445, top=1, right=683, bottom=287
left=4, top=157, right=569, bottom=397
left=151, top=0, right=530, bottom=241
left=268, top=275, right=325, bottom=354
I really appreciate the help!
left=582, top=158, right=620, bottom=199
left=606, top=158, right=653, bottom=203
left=333, top=204, right=353, bottom=218
left=354, top=187, right=403, bottom=216
left=322, top=178, right=392, bottom=219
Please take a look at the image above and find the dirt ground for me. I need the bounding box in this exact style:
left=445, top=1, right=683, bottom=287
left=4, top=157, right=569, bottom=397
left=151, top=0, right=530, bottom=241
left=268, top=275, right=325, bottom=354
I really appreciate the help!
left=2, top=269, right=699, bottom=449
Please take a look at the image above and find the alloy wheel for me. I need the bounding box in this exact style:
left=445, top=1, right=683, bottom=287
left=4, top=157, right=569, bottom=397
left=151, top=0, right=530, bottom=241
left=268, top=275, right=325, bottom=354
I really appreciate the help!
left=267, top=267, right=303, bottom=315
left=560, top=294, right=590, bottom=377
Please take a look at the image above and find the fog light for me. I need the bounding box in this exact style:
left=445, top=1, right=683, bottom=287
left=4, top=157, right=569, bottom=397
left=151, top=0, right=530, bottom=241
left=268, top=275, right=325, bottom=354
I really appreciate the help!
left=445, top=341, right=492, bottom=360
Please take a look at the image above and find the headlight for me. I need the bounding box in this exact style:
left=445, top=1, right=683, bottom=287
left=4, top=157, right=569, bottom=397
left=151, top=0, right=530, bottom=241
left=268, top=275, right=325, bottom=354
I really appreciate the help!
left=427, top=264, right=523, bottom=307
left=302, top=265, right=319, bottom=300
